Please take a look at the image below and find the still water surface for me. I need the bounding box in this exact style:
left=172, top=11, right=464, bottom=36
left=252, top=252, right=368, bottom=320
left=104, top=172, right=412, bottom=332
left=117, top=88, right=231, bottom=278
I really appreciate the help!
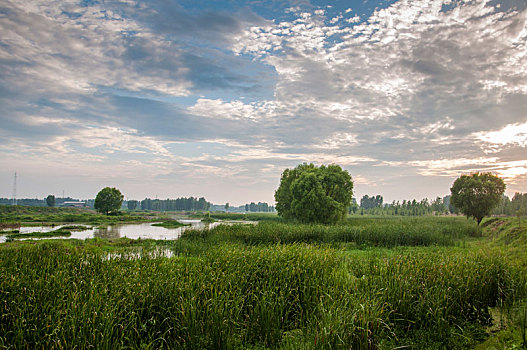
left=0, top=220, right=255, bottom=243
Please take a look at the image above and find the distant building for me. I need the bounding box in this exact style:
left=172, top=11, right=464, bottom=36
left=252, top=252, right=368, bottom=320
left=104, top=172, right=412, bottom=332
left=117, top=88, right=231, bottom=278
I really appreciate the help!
left=62, top=201, right=86, bottom=208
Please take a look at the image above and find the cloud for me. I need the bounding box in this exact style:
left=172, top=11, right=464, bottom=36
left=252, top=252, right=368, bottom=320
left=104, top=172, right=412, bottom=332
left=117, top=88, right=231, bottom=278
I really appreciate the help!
left=474, top=122, right=527, bottom=150
left=1, top=0, right=526, bottom=202
left=408, top=157, right=527, bottom=182
left=0, top=0, right=275, bottom=99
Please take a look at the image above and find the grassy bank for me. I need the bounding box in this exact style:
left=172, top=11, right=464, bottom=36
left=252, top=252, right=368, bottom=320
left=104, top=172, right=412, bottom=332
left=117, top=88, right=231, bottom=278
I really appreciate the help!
left=5, top=228, right=72, bottom=239
left=0, top=216, right=525, bottom=349
left=0, top=205, right=162, bottom=226
left=4, top=225, right=91, bottom=239
left=151, top=220, right=189, bottom=228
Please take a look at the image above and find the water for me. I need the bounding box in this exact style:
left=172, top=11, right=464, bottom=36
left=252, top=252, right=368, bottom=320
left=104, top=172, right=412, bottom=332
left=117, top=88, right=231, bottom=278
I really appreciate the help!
left=0, top=220, right=256, bottom=243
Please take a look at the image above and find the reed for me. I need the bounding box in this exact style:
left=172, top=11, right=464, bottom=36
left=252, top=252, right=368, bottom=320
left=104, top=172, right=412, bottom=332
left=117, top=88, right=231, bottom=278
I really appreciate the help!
left=181, top=217, right=479, bottom=248
left=1, top=239, right=525, bottom=348
left=1, top=216, right=525, bottom=348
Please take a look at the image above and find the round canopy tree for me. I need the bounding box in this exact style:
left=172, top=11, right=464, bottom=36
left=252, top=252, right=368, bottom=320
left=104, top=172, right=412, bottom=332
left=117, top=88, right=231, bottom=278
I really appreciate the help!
left=450, top=172, right=505, bottom=225
left=275, top=163, right=353, bottom=224
left=46, top=194, right=55, bottom=207
left=94, top=187, right=124, bottom=215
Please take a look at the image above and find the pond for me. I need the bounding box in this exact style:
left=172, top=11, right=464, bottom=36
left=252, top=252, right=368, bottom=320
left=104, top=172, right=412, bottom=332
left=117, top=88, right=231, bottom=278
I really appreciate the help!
left=0, top=220, right=256, bottom=243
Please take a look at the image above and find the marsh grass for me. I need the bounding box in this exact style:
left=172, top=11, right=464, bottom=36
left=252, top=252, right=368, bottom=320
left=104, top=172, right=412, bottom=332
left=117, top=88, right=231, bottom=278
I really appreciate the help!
left=6, top=228, right=72, bottom=239
left=182, top=217, right=479, bottom=248
left=151, top=221, right=189, bottom=228
left=59, top=225, right=92, bottom=230
left=0, top=216, right=525, bottom=349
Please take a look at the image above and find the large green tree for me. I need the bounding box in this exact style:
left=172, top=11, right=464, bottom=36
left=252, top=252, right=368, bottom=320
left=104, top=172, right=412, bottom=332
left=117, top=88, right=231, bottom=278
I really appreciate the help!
left=275, top=163, right=353, bottom=224
left=450, top=173, right=505, bottom=225
left=46, top=195, right=55, bottom=207
left=94, top=187, right=124, bottom=215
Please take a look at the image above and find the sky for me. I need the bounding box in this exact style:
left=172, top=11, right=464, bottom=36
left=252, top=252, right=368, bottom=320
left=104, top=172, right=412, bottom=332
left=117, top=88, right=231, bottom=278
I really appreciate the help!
left=1, top=0, right=526, bottom=205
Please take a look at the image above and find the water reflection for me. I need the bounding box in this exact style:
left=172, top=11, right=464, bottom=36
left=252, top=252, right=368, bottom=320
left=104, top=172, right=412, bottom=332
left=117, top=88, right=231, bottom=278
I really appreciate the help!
left=0, top=220, right=256, bottom=242
left=93, top=222, right=190, bottom=240
left=95, top=225, right=121, bottom=239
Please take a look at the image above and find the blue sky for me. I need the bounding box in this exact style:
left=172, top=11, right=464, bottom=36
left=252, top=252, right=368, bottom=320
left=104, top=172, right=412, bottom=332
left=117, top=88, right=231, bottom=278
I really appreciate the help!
left=1, top=0, right=526, bottom=205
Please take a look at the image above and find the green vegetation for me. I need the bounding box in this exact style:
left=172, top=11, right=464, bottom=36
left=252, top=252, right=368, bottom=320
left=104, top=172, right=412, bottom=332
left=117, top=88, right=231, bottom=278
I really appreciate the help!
left=483, top=216, right=527, bottom=247
left=94, top=187, right=124, bottom=215
left=185, top=217, right=479, bottom=247
left=127, top=199, right=139, bottom=210
left=201, top=215, right=215, bottom=223
left=192, top=211, right=281, bottom=222
left=59, top=225, right=91, bottom=231
left=353, top=192, right=526, bottom=217
left=356, top=195, right=451, bottom=216
left=139, top=196, right=210, bottom=211
left=6, top=228, right=72, bottom=239
left=0, top=229, right=19, bottom=234
left=1, top=216, right=526, bottom=348
left=45, top=194, right=55, bottom=207
left=275, top=163, right=353, bottom=224
left=493, top=192, right=527, bottom=216
left=243, top=201, right=275, bottom=213
left=451, top=172, right=506, bottom=225
left=151, top=221, right=189, bottom=228
left=0, top=205, right=159, bottom=225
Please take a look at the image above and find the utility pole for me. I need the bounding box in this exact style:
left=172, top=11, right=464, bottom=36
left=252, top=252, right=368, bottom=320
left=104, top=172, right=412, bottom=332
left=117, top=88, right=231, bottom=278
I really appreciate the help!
left=12, top=172, right=17, bottom=206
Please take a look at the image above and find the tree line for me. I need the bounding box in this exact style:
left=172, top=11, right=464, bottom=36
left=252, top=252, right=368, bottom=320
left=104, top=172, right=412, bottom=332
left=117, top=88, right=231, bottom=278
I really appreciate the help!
left=492, top=192, right=527, bottom=216
left=130, top=197, right=211, bottom=212
left=350, top=195, right=449, bottom=216
left=352, top=192, right=526, bottom=218
left=0, top=197, right=91, bottom=207
left=274, top=165, right=513, bottom=225
left=244, top=202, right=275, bottom=212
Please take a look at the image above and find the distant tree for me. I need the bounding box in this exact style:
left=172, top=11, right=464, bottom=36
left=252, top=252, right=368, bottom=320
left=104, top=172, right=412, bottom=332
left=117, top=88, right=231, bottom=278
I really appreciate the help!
left=94, top=187, right=124, bottom=215
left=492, top=195, right=511, bottom=215
left=511, top=193, right=527, bottom=227
left=46, top=195, right=55, bottom=207
left=360, top=195, right=383, bottom=209
left=137, top=197, right=210, bottom=212
left=349, top=202, right=359, bottom=214
left=198, top=197, right=210, bottom=211
left=511, top=193, right=527, bottom=214
left=443, top=195, right=458, bottom=214
left=349, top=198, right=359, bottom=214
left=224, top=203, right=229, bottom=212
left=450, top=173, right=505, bottom=225
left=127, top=200, right=138, bottom=210
left=275, top=163, right=353, bottom=224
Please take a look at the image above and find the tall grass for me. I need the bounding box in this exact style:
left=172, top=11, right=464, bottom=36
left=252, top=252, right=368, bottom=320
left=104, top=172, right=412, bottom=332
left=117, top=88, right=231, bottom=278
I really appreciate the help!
left=182, top=217, right=479, bottom=248
left=1, top=238, right=525, bottom=349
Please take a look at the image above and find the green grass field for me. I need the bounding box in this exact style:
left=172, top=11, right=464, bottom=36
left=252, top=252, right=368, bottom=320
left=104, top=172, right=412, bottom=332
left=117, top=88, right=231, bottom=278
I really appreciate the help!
left=1, top=215, right=526, bottom=349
